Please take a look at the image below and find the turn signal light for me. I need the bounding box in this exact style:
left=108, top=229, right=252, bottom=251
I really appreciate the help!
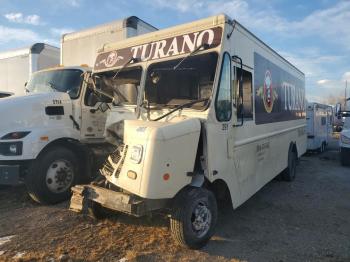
left=127, top=170, right=137, bottom=180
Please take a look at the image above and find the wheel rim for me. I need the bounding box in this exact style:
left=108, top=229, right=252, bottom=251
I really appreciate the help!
left=45, top=159, right=74, bottom=193
left=191, top=201, right=212, bottom=238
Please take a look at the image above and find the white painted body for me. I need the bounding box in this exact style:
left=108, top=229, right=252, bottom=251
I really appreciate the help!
left=340, top=118, right=350, bottom=150
left=0, top=66, right=107, bottom=163
left=0, top=44, right=60, bottom=96
left=61, top=16, right=157, bottom=67
left=306, top=102, right=332, bottom=151
left=97, top=14, right=307, bottom=210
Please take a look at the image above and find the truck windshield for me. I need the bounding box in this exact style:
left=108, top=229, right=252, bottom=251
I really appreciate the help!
left=145, top=52, right=218, bottom=109
left=27, top=69, right=83, bottom=99
left=94, top=66, right=142, bottom=106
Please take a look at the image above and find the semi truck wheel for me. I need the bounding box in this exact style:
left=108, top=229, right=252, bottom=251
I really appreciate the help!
left=170, top=187, right=217, bottom=249
left=25, top=147, right=80, bottom=204
left=282, top=149, right=297, bottom=181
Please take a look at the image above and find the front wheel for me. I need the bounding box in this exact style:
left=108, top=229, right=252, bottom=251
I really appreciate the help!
left=25, top=147, right=81, bottom=204
left=170, top=187, right=217, bottom=249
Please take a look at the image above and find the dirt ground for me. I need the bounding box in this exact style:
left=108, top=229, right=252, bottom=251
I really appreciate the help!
left=0, top=136, right=349, bottom=262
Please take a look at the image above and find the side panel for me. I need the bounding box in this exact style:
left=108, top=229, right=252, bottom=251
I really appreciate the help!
left=0, top=55, right=29, bottom=95
left=209, top=25, right=306, bottom=208
left=36, top=47, right=60, bottom=71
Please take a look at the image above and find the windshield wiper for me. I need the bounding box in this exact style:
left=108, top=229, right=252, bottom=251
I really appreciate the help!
left=149, top=98, right=209, bottom=121
left=113, top=57, right=138, bottom=79
left=173, top=43, right=209, bottom=70
left=47, top=81, right=58, bottom=92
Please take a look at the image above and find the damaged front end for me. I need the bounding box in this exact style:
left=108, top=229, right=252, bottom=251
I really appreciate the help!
left=70, top=117, right=201, bottom=217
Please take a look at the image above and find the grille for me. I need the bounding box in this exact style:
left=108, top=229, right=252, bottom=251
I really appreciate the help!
left=100, top=159, right=114, bottom=177
left=115, top=145, right=128, bottom=178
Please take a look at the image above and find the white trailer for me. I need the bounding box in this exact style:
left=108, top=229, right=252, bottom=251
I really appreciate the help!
left=0, top=17, right=156, bottom=204
left=61, top=16, right=157, bottom=67
left=306, top=102, right=332, bottom=152
left=0, top=43, right=60, bottom=95
left=71, top=14, right=306, bottom=249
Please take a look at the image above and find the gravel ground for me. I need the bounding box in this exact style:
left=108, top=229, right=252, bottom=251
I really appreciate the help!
left=0, top=136, right=349, bottom=262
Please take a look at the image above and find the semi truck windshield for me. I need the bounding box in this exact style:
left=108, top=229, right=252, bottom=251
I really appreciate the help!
left=27, top=69, right=83, bottom=98
left=145, top=52, right=218, bottom=109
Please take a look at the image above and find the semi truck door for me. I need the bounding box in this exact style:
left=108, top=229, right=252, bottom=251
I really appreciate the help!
left=80, top=80, right=108, bottom=141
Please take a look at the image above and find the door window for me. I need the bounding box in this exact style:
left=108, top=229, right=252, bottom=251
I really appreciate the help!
left=234, top=68, right=253, bottom=120
left=215, top=53, right=232, bottom=122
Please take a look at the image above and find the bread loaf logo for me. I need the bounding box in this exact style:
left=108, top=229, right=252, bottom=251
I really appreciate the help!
left=96, top=51, right=124, bottom=68
left=256, top=70, right=278, bottom=113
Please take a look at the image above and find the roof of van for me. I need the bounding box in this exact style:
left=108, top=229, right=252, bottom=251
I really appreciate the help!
left=62, top=16, right=158, bottom=42
left=98, top=14, right=303, bottom=76
left=0, top=43, right=59, bottom=60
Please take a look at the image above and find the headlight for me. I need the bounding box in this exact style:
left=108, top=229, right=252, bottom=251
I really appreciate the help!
left=130, top=145, right=143, bottom=164
left=341, top=135, right=350, bottom=144
left=1, top=131, right=31, bottom=140
left=0, top=142, right=23, bottom=156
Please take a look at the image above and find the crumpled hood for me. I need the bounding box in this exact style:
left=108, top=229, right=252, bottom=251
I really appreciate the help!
left=0, top=92, right=72, bottom=135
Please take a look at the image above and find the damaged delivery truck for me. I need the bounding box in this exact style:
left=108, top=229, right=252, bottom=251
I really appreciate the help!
left=0, top=17, right=156, bottom=204
left=71, top=14, right=306, bottom=248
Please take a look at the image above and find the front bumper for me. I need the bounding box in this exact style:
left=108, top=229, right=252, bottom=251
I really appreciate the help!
left=0, top=165, right=20, bottom=185
left=0, top=160, right=32, bottom=185
left=70, top=184, right=169, bottom=217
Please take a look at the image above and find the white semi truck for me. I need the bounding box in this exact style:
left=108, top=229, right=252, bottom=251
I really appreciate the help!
left=0, top=43, right=60, bottom=95
left=336, top=102, right=350, bottom=165
left=306, top=102, right=333, bottom=152
left=61, top=16, right=157, bottom=67
left=0, top=17, right=156, bottom=204
left=71, top=14, right=306, bottom=249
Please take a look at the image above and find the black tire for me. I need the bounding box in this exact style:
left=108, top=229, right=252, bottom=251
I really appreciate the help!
left=282, top=148, right=297, bottom=181
left=340, top=149, right=348, bottom=166
left=25, top=146, right=81, bottom=204
left=170, top=187, right=217, bottom=249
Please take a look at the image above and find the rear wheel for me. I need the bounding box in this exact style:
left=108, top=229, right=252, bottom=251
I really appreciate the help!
left=282, top=148, right=297, bottom=181
left=25, top=147, right=81, bottom=204
left=170, top=187, right=217, bottom=249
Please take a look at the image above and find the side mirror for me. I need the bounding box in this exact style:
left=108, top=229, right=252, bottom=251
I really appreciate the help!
left=99, top=102, right=110, bottom=112
left=87, top=92, right=100, bottom=107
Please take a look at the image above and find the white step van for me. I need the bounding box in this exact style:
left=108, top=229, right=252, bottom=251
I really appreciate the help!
left=71, top=14, right=306, bottom=248
left=306, top=102, right=332, bottom=152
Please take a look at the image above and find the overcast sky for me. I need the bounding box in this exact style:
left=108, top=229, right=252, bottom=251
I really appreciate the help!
left=0, top=0, right=349, bottom=102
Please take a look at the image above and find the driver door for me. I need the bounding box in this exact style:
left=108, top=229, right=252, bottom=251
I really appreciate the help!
left=80, top=74, right=109, bottom=141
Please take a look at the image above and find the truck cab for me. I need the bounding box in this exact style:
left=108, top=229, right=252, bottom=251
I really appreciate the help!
left=0, top=65, right=138, bottom=203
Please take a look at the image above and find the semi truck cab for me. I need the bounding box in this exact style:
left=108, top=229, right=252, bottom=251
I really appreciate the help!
left=0, top=65, right=137, bottom=203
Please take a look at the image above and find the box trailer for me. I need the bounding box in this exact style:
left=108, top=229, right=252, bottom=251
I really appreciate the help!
left=61, top=16, right=157, bottom=67
left=71, top=14, right=306, bottom=248
left=0, top=17, right=156, bottom=204
left=0, top=43, right=60, bottom=95
left=306, top=102, right=333, bottom=152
